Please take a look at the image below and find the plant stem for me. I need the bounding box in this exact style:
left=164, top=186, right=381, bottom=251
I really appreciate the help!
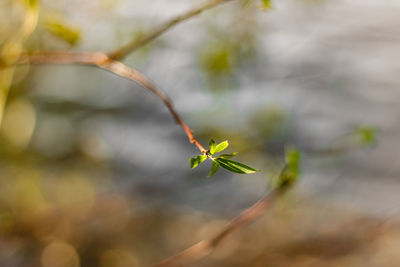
left=13, top=51, right=207, bottom=153
left=155, top=186, right=289, bottom=267
left=108, top=0, right=234, bottom=60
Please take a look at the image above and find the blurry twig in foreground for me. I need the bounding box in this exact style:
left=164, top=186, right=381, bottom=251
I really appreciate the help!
left=155, top=189, right=283, bottom=267
left=108, top=0, right=234, bottom=60
left=155, top=161, right=297, bottom=267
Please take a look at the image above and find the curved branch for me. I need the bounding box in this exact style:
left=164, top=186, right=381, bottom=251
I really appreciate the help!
left=15, top=51, right=292, bottom=267
left=14, top=51, right=295, bottom=266
left=10, top=0, right=238, bottom=151
left=155, top=187, right=287, bottom=267
left=15, top=51, right=207, bottom=154
left=108, top=0, right=234, bottom=60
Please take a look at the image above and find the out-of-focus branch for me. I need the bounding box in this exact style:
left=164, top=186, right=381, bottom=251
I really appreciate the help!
left=155, top=187, right=288, bottom=267
left=14, top=51, right=207, bottom=154
left=155, top=160, right=299, bottom=267
left=108, top=0, right=234, bottom=60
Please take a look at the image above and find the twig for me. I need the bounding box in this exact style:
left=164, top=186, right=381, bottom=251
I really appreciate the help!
left=155, top=187, right=287, bottom=267
left=15, top=51, right=207, bottom=153
left=108, top=0, right=234, bottom=60
left=8, top=0, right=238, bottom=150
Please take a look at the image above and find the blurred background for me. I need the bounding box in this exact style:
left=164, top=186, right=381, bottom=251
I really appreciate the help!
left=1, top=0, right=400, bottom=266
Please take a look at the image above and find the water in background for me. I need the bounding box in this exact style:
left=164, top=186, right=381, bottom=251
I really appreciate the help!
left=1, top=0, right=400, bottom=266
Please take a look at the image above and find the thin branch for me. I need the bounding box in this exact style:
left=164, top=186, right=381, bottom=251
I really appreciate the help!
left=15, top=51, right=207, bottom=154
left=155, top=187, right=287, bottom=267
left=14, top=52, right=288, bottom=267
left=13, top=51, right=295, bottom=267
left=14, top=51, right=291, bottom=267
left=108, top=0, right=234, bottom=60
left=10, top=0, right=238, bottom=150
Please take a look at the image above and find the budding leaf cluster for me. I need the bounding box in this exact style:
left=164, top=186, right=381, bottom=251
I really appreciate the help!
left=190, top=139, right=259, bottom=177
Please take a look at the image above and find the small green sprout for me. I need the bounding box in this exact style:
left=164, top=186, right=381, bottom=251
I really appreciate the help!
left=277, top=148, right=301, bottom=189
left=189, top=139, right=259, bottom=177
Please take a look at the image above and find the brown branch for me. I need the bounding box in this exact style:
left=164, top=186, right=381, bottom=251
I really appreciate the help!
left=155, top=187, right=287, bottom=267
left=16, top=51, right=207, bottom=154
left=108, top=0, right=234, bottom=60
left=11, top=0, right=239, bottom=150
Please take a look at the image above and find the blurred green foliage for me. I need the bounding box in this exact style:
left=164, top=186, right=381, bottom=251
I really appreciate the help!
left=278, top=148, right=301, bottom=189
left=355, top=125, right=377, bottom=147
left=199, top=43, right=234, bottom=76
left=198, top=42, right=236, bottom=92
left=250, top=106, right=289, bottom=142
left=197, top=5, right=259, bottom=93
left=45, top=19, right=81, bottom=46
left=261, top=0, right=273, bottom=10
left=25, top=0, right=39, bottom=8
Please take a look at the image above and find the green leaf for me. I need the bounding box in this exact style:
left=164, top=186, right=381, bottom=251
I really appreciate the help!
left=209, top=139, right=216, bottom=155
left=217, top=152, right=237, bottom=159
left=214, top=140, right=229, bottom=153
left=190, top=155, right=207, bottom=168
left=208, top=161, right=220, bottom=177
left=216, top=158, right=259, bottom=174
left=189, top=157, right=198, bottom=168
